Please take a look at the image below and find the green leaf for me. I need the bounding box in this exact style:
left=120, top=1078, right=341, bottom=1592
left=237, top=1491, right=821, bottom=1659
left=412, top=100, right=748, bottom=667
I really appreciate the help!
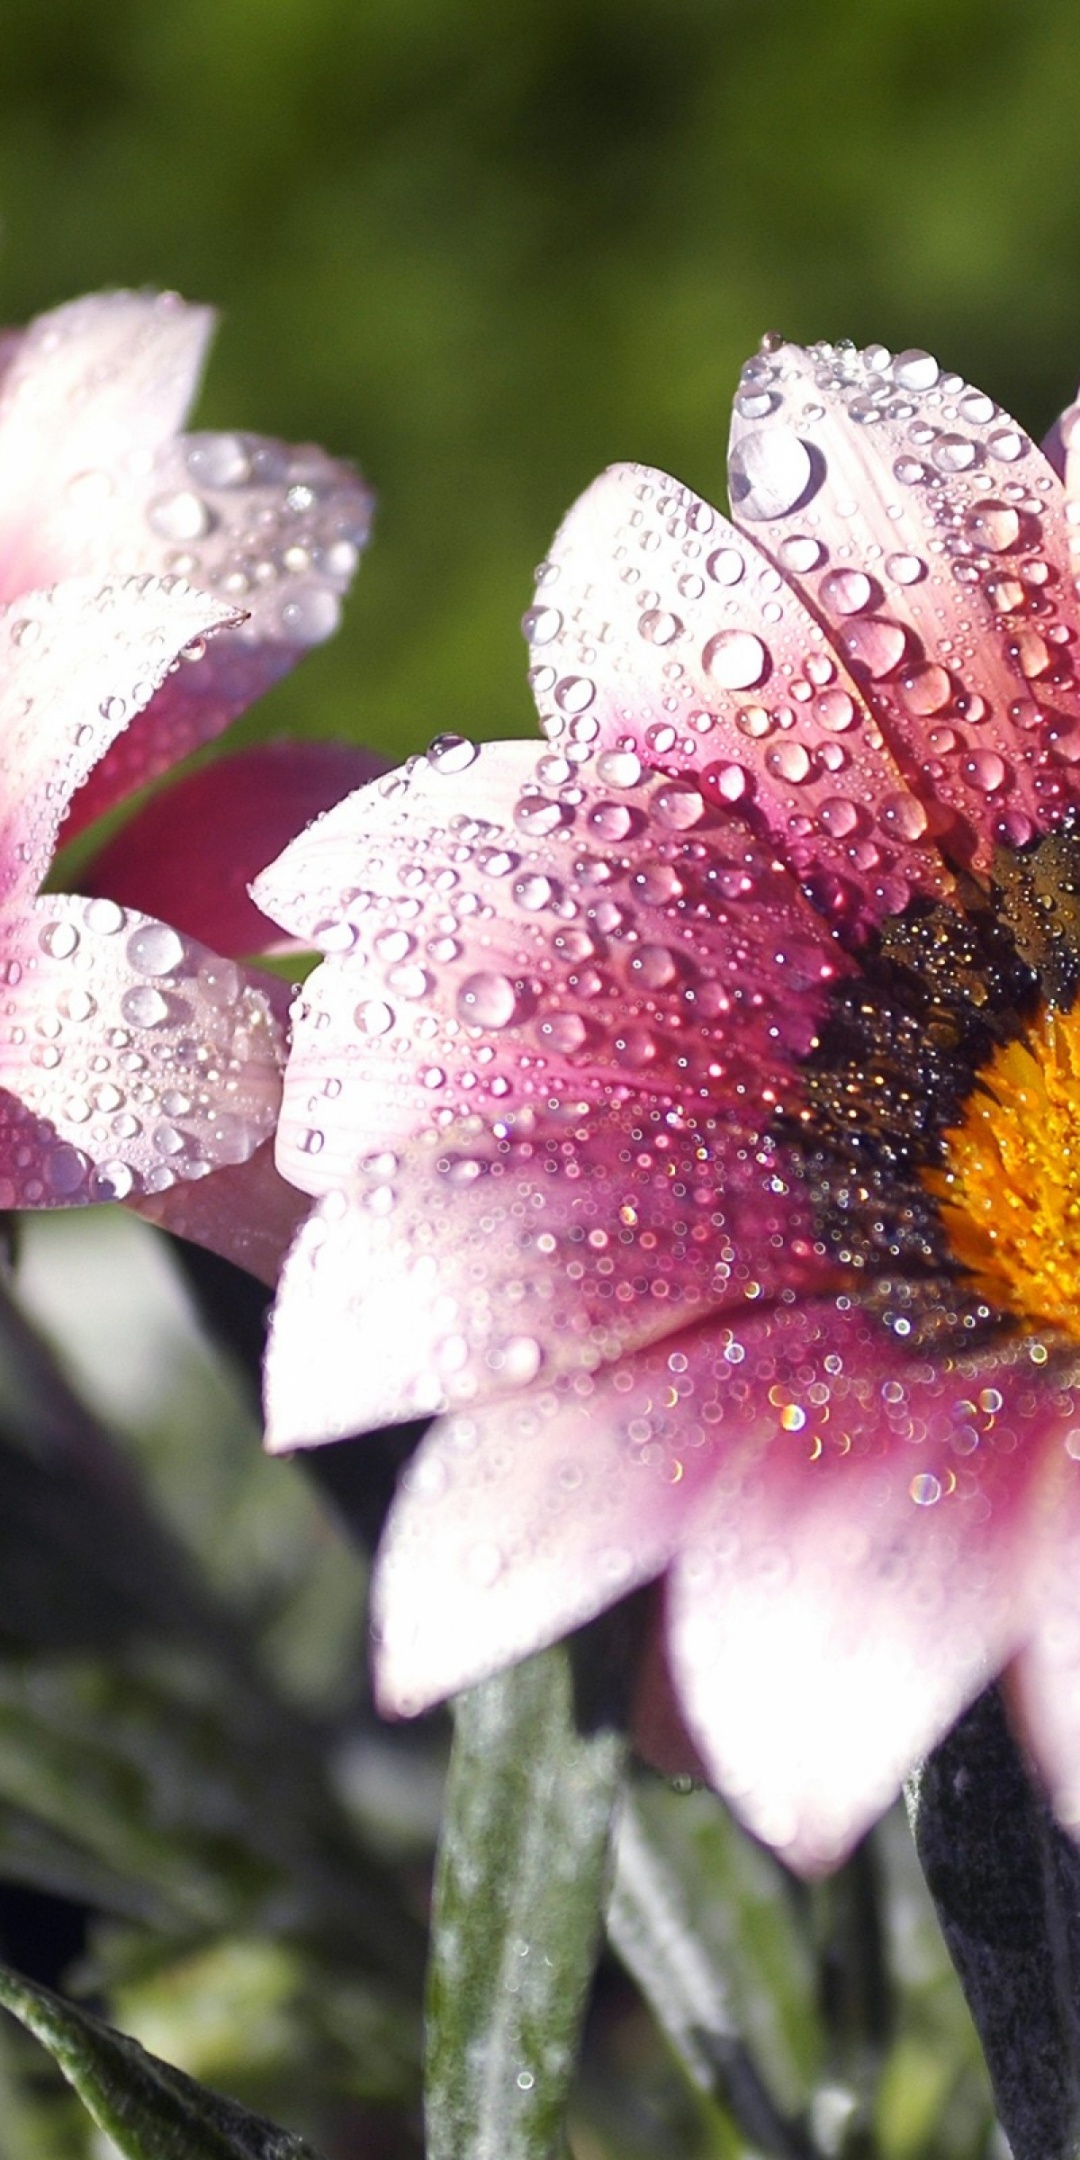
left=0, top=1959, right=327, bottom=2158
left=426, top=1641, right=626, bottom=2160
left=608, top=1789, right=823, bottom=2160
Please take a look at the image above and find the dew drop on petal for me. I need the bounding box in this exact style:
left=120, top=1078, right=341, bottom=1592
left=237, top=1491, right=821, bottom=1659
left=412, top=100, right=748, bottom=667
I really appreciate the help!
left=729, top=427, right=814, bottom=521
left=427, top=733, right=478, bottom=774
left=966, top=500, right=1020, bottom=553
left=703, top=628, right=769, bottom=689
left=885, top=552, right=926, bottom=585
left=820, top=568, right=872, bottom=616
left=596, top=749, right=644, bottom=788
left=148, top=489, right=212, bottom=541
left=456, top=971, right=520, bottom=1028
left=84, top=898, right=124, bottom=935
left=356, top=999, right=395, bottom=1036
left=899, top=664, right=952, bottom=716
left=120, top=985, right=169, bottom=1028
left=893, top=350, right=940, bottom=391
left=779, top=535, right=823, bottom=573
left=127, top=923, right=185, bottom=976
left=39, top=921, right=79, bottom=959
left=841, top=617, right=908, bottom=679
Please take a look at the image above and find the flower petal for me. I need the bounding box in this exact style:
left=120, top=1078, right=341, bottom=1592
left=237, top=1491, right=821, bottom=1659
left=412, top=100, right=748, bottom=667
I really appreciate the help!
left=254, top=736, right=852, bottom=1194
left=664, top=1303, right=1050, bottom=1872
left=132, top=1136, right=308, bottom=1285
left=0, top=291, right=213, bottom=600
left=83, top=741, right=388, bottom=958
left=262, top=1109, right=831, bottom=1448
left=0, top=576, right=239, bottom=905
left=370, top=1325, right=731, bottom=1716
left=0, top=895, right=283, bottom=1206
left=728, top=339, right=1080, bottom=868
left=64, top=430, right=373, bottom=835
left=528, top=462, right=950, bottom=939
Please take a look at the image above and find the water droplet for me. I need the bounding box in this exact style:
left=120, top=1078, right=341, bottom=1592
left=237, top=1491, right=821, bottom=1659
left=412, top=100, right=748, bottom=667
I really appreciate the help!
left=818, top=796, right=860, bottom=837
left=765, top=740, right=812, bottom=783
left=706, top=546, right=745, bottom=585
left=893, top=350, right=939, bottom=391
left=820, top=568, right=872, bottom=615
left=120, top=985, right=169, bottom=1028
left=963, top=750, right=1007, bottom=793
left=899, top=664, right=952, bottom=716
left=589, top=801, right=633, bottom=840
left=885, top=552, right=926, bottom=585
left=596, top=749, right=643, bottom=788
left=554, top=675, right=595, bottom=715
left=537, top=1009, right=588, bottom=1054
left=456, top=971, right=519, bottom=1027
left=186, top=433, right=251, bottom=487
left=90, top=1160, right=135, bottom=1201
left=987, top=427, right=1025, bottom=463
left=841, top=617, right=908, bottom=678
left=354, top=998, right=393, bottom=1038
left=127, top=923, right=185, bottom=976
left=815, top=688, right=857, bottom=732
left=84, top=897, right=124, bottom=935
left=387, top=963, right=430, bottom=1000
left=39, top=920, right=79, bottom=959
left=46, top=1144, right=88, bottom=1195
left=966, top=499, right=1020, bottom=553
left=655, top=783, right=704, bottom=829
left=878, top=794, right=929, bottom=841
left=514, top=873, right=554, bottom=910
left=703, top=628, right=769, bottom=689
left=148, top=489, right=211, bottom=541
left=638, top=608, right=683, bottom=645
left=779, top=535, right=823, bottom=573
left=427, top=733, right=478, bottom=774
left=280, top=588, right=341, bottom=643
left=522, top=604, right=562, bottom=646
left=910, top=1472, right=942, bottom=1505
left=495, top=1336, right=543, bottom=1385
left=931, top=433, right=979, bottom=474
left=729, top=426, right=814, bottom=521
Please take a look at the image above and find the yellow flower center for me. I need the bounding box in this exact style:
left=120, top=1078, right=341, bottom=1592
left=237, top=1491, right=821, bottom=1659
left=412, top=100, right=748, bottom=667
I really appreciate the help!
left=927, top=1001, right=1080, bottom=1335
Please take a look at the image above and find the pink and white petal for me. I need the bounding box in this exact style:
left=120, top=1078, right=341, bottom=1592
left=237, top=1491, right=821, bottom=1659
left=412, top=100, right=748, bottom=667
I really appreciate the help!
left=728, top=341, right=1080, bottom=868
left=0, top=576, right=239, bottom=905
left=0, top=291, right=213, bottom=603
left=0, top=894, right=283, bottom=1206
left=64, top=432, right=374, bottom=835
left=371, top=1326, right=741, bottom=1717
left=263, top=1109, right=833, bottom=1449
left=528, top=463, right=950, bottom=940
left=255, top=737, right=852, bottom=1193
left=664, top=1303, right=1053, bottom=1873
left=83, top=741, right=388, bottom=959
left=1001, top=1432, right=1080, bottom=1832
left=132, top=1137, right=309, bottom=1285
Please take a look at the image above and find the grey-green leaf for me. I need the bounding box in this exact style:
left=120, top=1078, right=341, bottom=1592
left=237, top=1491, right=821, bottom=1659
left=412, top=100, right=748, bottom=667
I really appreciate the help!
left=426, top=1642, right=626, bottom=2160
left=910, top=1684, right=1080, bottom=2160
left=0, top=1960, right=327, bottom=2159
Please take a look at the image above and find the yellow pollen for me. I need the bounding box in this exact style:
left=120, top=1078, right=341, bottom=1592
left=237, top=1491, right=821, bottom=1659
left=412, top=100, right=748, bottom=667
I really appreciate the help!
left=926, top=1001, right=1080, bottom=1335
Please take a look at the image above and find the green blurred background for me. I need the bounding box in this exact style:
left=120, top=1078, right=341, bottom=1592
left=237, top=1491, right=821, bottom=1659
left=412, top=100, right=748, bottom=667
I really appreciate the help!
left=2, top=0, right=1079, bottom=769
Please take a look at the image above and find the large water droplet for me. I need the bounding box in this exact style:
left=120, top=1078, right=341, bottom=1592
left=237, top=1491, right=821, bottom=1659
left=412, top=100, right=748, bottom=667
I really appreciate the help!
left=703, top=628, right=769, bottom=689
left=966, top=500, right=1020, bottom=553
left=522, top=605, right=562, bottom=646
left=355, top=999, right=395, bottom=1035
left=120, top=985, right=169, bottom=1028
left=893, top=350, right=939, bottom=391
left=638, top=608, right=683, bottom=645
left=899, top=664, right=952, bottom=716
left=596, top=749, right=643, bottom=789
left=841, top=617, right=908, bottom=679
left=456, top=972, right=519, bottom=1027
left=728, top=428, right=814, bottom=521
left=148, top=489, right=211, bottom=541
left=820, top=569, right=872, bottom=616
left=127, top=923, right=185, bottom=976
left=427, top=733, right=478, bottom=773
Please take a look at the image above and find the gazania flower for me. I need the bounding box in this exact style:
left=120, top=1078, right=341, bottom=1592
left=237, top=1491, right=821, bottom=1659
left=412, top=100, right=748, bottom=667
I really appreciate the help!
left=256, top=336, right=1080, bottom=1873
left=0, top=287, right=369, bottom=1238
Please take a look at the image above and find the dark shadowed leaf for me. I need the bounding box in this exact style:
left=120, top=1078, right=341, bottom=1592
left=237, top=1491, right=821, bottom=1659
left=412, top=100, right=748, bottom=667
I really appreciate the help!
left=0, top=1959, right=327, bottom=2158
left=910, top=1685, right=1080, bottom=2160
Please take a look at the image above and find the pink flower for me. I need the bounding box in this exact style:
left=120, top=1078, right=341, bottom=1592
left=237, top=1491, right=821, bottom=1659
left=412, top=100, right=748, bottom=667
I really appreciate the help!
left=0, top=289, right=369, bottom=1227
left=255, top=337, right=1080, bottom=1873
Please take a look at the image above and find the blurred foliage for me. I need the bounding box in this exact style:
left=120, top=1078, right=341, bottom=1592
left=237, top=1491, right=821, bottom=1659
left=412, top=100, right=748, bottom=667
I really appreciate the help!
left=1, top=0, right=1080, bottom=768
